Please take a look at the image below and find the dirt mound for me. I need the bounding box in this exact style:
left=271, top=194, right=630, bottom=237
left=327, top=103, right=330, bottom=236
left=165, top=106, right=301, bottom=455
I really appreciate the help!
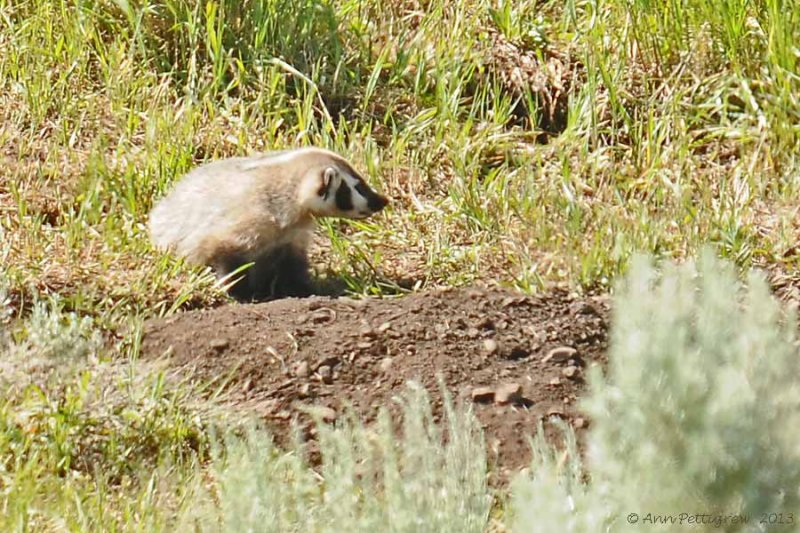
left=140, top=287, right=609, bottom=479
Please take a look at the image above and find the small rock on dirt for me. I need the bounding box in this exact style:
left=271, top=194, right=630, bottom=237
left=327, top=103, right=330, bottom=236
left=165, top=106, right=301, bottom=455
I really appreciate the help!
left=317, top=365, right=333, bottom=384
left=380, top=357, right=393, bottom=372
left=570, top=301, right=600, bottom=316
left=475, top=317, right=494, bottom=330
left=471, top=387, right=495, bottom=403
left=562, top=366, right=580, bottom=379
left=482, top=339, right=499, bottom=355
left=502, top=296, right=527, bottom=308
left=573, top=417, right=588, bottom=429
left=495, top=383, right=522, bottom=405
left=543, top=346, right=577, bottom=364
left=294, top=361, right=310, bottom=378
left=568, top=355, right=585, bottom=368
left=210, top=338, right=229, bottom=351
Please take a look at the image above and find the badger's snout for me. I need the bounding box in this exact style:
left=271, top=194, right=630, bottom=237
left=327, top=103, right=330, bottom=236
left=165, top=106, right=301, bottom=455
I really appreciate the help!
left=368, top=193, right=389, bottom=213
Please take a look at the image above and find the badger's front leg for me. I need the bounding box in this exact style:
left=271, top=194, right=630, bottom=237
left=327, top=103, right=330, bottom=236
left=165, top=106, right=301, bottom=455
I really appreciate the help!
left=249, top=244, right=314, bottom=299
left=208, top=251, right=258, bottom=301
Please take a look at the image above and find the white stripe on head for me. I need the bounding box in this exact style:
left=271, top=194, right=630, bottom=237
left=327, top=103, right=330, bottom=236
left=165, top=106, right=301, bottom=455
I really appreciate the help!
left=341, top=173, right=370, bottom=212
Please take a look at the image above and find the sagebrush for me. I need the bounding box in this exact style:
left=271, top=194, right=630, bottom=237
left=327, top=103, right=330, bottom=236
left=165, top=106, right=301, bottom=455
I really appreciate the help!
left=511, top=252, right=800, bottom=532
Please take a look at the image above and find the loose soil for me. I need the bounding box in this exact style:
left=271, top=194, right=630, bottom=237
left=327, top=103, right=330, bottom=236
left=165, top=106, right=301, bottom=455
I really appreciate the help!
left=140, top=286, right=609, bottom=481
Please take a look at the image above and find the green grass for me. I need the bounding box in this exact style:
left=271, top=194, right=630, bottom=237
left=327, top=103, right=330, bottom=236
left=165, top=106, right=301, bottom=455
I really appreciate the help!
left=1, top=0, right=799, bottom=529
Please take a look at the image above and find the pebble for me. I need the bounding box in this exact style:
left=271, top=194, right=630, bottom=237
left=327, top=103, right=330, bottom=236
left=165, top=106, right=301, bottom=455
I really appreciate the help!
left=209, top=338, right=229, bottom=351
left=501, top=296, right=526, bottom=308
left=573, top=417, right=588, bottom=429
left=294, top=361, right=310, bottom=378
left=543, top=346, right=577, bottom=364
left=562, top=366, right=580, bottom=379
left=471, top=386, right=495, bottom=403
left=298, top=383, right=312, bottom=398
left=567, top=356, right=585, bottom=367
left=482, top=339, right=499, bottom=355
left=380, top=357, right=393, bottom=372
left=377, top=322, right=392, bottom=333
left=317, top=365, right=333, bottom=384
left=549, top=377, right=562, bottom=386
left=476, top=317, right=494, bottom=330
left=494, top=383, right=522, bottom=405
left=569, top=301, right=594, bottom=315
left=522, top=325, right=539, bottom=337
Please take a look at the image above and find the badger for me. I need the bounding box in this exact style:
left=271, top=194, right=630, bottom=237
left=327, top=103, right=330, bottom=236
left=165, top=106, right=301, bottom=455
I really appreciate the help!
left=148, top=147, right=389, bottom=300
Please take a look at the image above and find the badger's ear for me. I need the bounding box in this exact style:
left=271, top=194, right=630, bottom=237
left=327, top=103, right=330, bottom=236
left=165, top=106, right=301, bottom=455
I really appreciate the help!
left=319, top=167, right=337, bottom=199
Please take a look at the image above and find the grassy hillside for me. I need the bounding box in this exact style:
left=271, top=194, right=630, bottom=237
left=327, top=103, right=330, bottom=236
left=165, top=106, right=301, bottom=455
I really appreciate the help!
left=1, top=0, right=799, bottom=530
left=2, top=0, right=798, bottom=321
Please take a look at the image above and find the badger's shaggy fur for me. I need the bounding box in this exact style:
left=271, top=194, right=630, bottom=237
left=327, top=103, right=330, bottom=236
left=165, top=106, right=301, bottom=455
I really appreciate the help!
left=148, top=147, right=389, bottom=300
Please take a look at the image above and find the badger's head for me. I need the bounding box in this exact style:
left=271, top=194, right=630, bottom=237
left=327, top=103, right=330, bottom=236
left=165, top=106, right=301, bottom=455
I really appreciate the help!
left=303, top=162, right=389, bottom=219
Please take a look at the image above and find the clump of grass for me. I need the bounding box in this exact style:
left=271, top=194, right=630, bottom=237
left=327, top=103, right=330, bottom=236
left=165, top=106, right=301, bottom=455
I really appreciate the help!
left=0, top=295, right=209, bottom=531
left=510, top=252, right=800, bottom=530
left=182, top=383, right=491, bottom=532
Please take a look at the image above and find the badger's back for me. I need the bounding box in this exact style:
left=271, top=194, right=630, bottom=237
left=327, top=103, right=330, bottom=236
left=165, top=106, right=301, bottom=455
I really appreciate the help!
left=148, top=152, right=318, bottom=264
left=149, top=158, right=265, bottom=261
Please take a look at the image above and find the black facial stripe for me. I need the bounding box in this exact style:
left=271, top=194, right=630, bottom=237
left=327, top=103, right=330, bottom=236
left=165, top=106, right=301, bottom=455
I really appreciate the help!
left=335, top=181, right=353, bottom=211
left=353, top=181, right=372, bottom=198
